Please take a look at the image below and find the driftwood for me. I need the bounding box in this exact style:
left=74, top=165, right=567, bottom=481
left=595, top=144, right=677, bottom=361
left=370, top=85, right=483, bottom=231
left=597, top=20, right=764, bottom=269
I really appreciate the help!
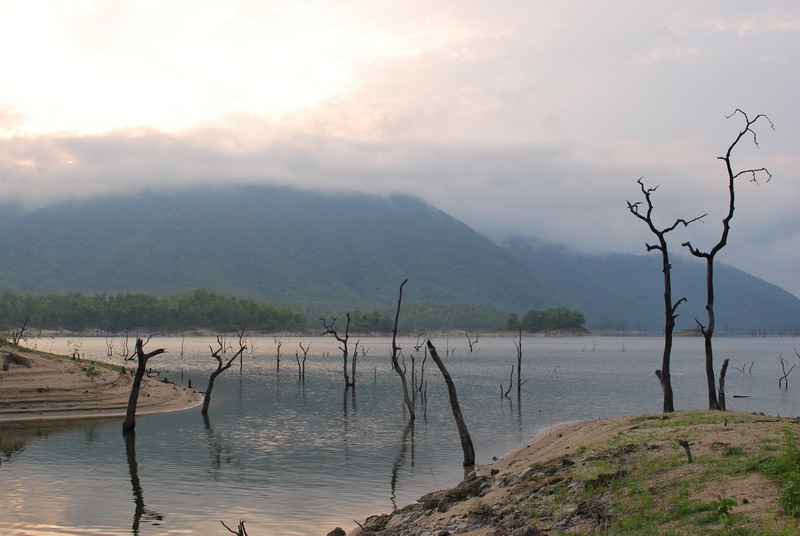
left=3, top=352, right=32, bottom=371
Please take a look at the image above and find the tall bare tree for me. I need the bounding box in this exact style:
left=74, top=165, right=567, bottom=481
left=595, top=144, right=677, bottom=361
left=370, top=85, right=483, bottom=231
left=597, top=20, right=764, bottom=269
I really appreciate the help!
left=321, top=313, right=354, bottom=388
left=122, top=337, right=166, bottom=432
left=682, top=109, right=773, bottom=410
left=202, top=326, right=247, bottom=415
left=627, top=177, right=705, bottom=412
left=390, top=279, right=415, bottom=421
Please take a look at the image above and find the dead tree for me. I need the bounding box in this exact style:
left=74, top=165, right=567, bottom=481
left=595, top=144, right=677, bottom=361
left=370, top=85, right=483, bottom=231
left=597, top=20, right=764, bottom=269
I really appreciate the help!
left=11, top=316, right=30, bottom=345
left=513, top=326, right=522, bottom=399
left=390, top=279, right=415, bottom=420
left=502, top=365, right=514, bottom=399
left=321, top=313, right=354, bottom=388
left=352, top=339, right=362, bottom=386
left=295, top=342, right=310, bottom=381
left=465, top=330, right=478, bottom=352
left=681, top=109, right=773, bottom=410
left=274, top=336, right=282, bottom=371
left=119, top=331, right=132, bottom=360
left=628, top=177, right=705, bottom=413
left=778, top=355, right=795, bottom=389
left=122, top=337, right=166, bottom=432
left=427, top=338, right=475, bottom=466
left=220, top=520, right=248, bottom=536
left=202, top=327, right=247, bottom=415
left=718, top=358, right=730, bottom=411
left=104, top=334, right=115, bottom=357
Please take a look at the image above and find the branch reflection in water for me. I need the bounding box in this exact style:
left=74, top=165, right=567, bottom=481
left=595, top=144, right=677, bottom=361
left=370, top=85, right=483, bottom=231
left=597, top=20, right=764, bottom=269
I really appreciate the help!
left=390, top=421, right=415, bottom=510
left=203, top=413, right=236, bottom=481
left=124, top=430, right=164, bottom=535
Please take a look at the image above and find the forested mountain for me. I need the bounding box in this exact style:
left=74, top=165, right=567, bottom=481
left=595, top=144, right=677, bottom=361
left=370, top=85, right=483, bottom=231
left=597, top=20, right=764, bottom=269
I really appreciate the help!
left=501, top=236, right=800, bottom=333
left=0, top=186, right=565, bottom=312
left=0, top=185, right=797, bottom=333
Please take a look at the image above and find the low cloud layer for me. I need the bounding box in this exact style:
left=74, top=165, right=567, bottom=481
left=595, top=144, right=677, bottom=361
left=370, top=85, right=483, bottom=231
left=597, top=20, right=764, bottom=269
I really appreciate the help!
left=1, top=1, right=798, bottom=296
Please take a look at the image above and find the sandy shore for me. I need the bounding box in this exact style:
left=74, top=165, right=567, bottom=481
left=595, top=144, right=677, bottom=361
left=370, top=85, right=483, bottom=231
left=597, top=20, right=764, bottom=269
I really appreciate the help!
left=0, top=344, right=202, bottom=423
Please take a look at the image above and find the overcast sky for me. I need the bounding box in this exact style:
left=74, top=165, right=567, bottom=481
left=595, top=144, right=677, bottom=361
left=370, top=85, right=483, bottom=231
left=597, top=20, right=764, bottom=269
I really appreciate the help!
left=1, top=1, right=798, bottom=297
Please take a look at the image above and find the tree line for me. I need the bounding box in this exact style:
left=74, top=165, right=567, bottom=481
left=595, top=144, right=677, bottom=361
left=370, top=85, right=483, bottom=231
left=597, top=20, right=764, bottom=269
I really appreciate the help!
left=0, top=288, right=587, bottom=335
left=0, top=288, right=306, bottom=334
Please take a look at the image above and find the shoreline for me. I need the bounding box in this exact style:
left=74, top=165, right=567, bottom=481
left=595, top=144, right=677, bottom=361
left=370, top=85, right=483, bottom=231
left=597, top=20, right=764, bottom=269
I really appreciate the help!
left=0, top=344, right=203, bottom=424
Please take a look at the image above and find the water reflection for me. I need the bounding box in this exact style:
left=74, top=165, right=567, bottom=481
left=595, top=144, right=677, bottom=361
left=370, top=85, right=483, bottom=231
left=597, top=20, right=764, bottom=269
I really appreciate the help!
left=203, top=413, right=236, bottom=480
left=390, top=422, right=415, bottom=509
left=124, top=430, right=164, bottom=534
left=0, top=417, right=117, bottom=464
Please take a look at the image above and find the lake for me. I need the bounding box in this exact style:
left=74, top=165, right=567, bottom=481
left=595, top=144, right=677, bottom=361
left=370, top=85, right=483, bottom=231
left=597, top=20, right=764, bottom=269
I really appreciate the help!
left=1, top=334, right=799, bottom=535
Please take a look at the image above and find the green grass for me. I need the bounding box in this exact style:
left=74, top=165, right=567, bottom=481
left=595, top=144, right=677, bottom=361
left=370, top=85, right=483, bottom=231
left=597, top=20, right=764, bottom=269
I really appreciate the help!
left=557, top=414, right=800, bottom=535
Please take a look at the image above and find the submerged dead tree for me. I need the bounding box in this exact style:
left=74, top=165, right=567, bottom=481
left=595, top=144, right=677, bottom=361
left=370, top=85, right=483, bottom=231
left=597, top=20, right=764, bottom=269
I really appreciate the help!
left=627, top=177, right=705, bottom=413
left=427, top=338, right=475, bottom=466
left=516, top=327, right=521, bottom=398
left=390, top=279, right=415, bottom=421
left=122, top=337, right=166, bottom=432
left=321, top=313, right=355, bottom=388
left=682, top=109, right=774, bottom=410
left=202, top=326, right=247, bottom=415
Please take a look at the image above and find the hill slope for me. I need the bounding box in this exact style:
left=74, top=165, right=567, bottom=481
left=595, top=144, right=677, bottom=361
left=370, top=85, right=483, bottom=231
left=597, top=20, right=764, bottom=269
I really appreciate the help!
left=501, top=236, right=800, bottom=333
left=1, top=185, right=797, bottom=332
left=0, top=186, right=565, bottom=312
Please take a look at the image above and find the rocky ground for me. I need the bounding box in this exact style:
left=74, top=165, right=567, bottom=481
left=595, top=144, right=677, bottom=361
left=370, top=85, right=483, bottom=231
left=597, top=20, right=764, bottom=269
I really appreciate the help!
left=327, top=411, right=800, bottom=536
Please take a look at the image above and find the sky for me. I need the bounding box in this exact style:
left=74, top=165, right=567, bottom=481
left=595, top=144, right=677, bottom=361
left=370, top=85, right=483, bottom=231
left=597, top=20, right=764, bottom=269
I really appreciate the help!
left=1, top=1, right=798, bottom=297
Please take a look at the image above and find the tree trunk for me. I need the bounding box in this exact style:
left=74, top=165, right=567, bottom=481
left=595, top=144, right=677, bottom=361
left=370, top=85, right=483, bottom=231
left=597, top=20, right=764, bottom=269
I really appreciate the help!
left=703, top=258, right=720, bottom=410
left=718, top=358, right=730, bottom=411
left=427, top=339, right=475, bottom=466
left=201, top=369, right=223, bottom=415
left=390, top=279, right=415, bottom=420
left=122, top=339, right=166, bottom=433
left=516, top=326, right=522, bottom=399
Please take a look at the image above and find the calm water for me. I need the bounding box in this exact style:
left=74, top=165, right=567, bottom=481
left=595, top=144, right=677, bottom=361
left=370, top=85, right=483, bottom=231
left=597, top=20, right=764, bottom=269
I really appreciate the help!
left=1, top=335, right=799, bottom=535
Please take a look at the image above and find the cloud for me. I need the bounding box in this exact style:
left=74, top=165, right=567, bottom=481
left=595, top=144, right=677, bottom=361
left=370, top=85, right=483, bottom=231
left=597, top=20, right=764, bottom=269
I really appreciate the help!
left=0, top=1, right=798, bottom=297
left=1, top=121, right=796, bottom=296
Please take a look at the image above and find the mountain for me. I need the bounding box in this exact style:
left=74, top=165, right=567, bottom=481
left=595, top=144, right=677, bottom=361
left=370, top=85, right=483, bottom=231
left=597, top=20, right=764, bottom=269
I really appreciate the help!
left=0, top=185, right=565, bottom=312
left=0, top=185, right=797, bottom=332
left=500, top=236, right=800, bottom=333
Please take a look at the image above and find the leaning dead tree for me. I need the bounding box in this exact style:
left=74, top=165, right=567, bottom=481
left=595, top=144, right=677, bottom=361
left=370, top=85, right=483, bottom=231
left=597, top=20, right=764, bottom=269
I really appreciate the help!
left=627, top=177, right=705, bottom=413
left=321, top=313, right=355, bottom=388
left=202, top=325, right=247, bottom=415
left=122, top=337, right=167, bottom=433
left=11, top=316, right=30, bottom=345
left=681, top=109, right=774, bottom=410
left=390, top=279, right=415, bottom=421
left=427, top=338, right=475, bottom=466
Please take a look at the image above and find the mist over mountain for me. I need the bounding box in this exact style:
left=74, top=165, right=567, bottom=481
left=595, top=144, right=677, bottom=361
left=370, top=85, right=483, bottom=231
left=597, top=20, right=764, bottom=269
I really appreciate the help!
left=500, top=236, right=800, bottom=333
left=1, top=185, right=797, bottom=332
left=0, top=185, right=565, bottom=312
